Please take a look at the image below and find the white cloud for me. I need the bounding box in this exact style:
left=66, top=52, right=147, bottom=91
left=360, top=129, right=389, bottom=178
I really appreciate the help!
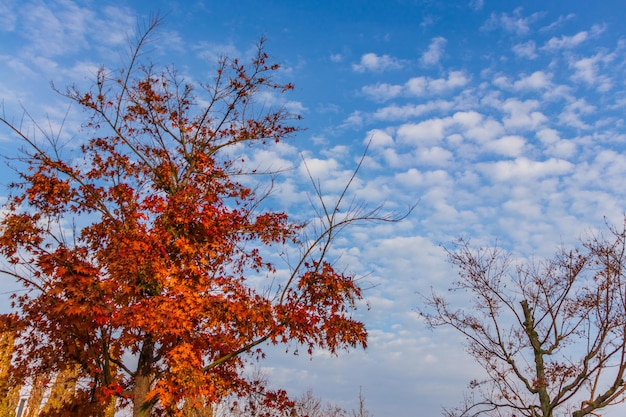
left=420, top=37, right=447, bottom=66
left=14, top=1, right=135, bottom=61
left=242, top=146, right=296, bottom=176
left=536, top=128, right=560, bottom=145
left=420, top=15, right=436, bottom=30
left=535, top=128, right=577, bottom=157
left=493, top=75, right=512, bottom=89
left=484, top=135, right=526, bottom=157
left=361, top=83, right=403, bottom=102
left=482, top=8, right=544, bottom=35
left=20, top=1, right=93, bottom=56
left=366, top=129, right=394, bottom=149
left=469, top=0, right=484, bottom=11
left=539, top=13, right=576, bottom=32
left=512, top=40, right=538, bottom=59
left=352, top=53, right=404, bottom=72
left=361, top=72, right=469, bottom=113
left=513, top=71, right=553, bottom=90
left=570, top=51, right=614, bottom=92
left=452, top=110, right=483, bottom=128
left=502, top=99, right=547, bottom=130
left=544, top=31, right=589, bottom=50
left=542, top=25, right=605, bottom=51
left=431, top=71, right=470, bottom=92
left=415, top=146, right=453, bottom=166
left=397, top=118, right=451, bottom=145
left=373, top=100, right=455, bottom=121
left=299, top=158, right=339, bottom=179
left=330, top=53, right=343, bottom=63
left=478, top=157, right=574, bottom=182
left=196, top=41, right=241, bottom=64
left=0, top=0, right=17, bottom=31
left=407, top=71, right=470, bottom=96
left=341, top=111, right=364, bottom=128
left=541, top=84, right=573, bottom=102
left=558, top=98, right=596, bottom=129
left=255, top=90, right=307, bottom=115
left=453, top=111, right=504, bottom=143
left=92, top=6, right=137, bottom=48
left=395, top=168, right=452, bottom=188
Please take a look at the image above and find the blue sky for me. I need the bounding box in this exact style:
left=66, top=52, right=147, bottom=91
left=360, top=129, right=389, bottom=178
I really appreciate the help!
left=2, top=1, right=626, bottom=416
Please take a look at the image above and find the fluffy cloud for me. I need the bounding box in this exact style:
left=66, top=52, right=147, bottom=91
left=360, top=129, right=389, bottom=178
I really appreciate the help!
left=366, top=129, right=394, bottom=149
left=372, top=100, right=456, bottom=121
left=570, top=51, right=614, bottom=92
left=361, top=83, right=403, bottom=102
left=406, top=71, right=470, bottom=96
left=298, top=157, right=339, bottom=180
left=502, top=99, right=548, bottom=130
left=484, top=135, right=526, bottom=156
left=353, top=53, right=404, bottom=72
left=415, top=146, right=453, bottom=165
left=397, top=118, right=451, bottom=145
left=361, top=71, right=469, bottom=103
left=477, top=157, right=574, bottom=182
left=513, top=71, right=553, bottom=90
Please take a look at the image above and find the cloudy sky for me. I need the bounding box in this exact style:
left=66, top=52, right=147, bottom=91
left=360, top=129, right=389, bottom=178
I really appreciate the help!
left=2, top=1, right=626, bottom=416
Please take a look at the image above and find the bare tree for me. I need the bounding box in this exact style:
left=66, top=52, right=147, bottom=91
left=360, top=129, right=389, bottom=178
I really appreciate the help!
left=349, top=388, right=373, bottom=417
left=211, top=379, right=373, bottom=417
left=420, top=223, right=626, bottom=417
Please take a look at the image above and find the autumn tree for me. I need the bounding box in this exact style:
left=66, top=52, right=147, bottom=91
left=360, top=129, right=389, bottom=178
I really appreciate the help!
left=420, top=224, right=626, bottom=417
left=0, top=18, right=394, bottom=416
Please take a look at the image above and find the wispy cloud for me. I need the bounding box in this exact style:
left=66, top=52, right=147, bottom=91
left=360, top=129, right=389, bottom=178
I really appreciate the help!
left=195, top=41, right=241, bottom=64
left=512, top=40, right=538, bottom=59
left=420, top=37, right=447, bottom=66
left=540, top=13, right=576, bottom=32
left=469, top=0, right=485, bottom=11
left=330, top=53, right=343, bottom=63
left=542, top=24, right=605, bottom=50
left=0, top=1, right=17, bottom=31
left=482, top=8, right=545, bottom=35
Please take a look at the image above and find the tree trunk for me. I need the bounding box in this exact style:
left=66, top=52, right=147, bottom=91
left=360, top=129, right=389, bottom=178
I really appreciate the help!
left=133, top=336, right=155, bottom=417
left=521, top=300, right=552, bottom=417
